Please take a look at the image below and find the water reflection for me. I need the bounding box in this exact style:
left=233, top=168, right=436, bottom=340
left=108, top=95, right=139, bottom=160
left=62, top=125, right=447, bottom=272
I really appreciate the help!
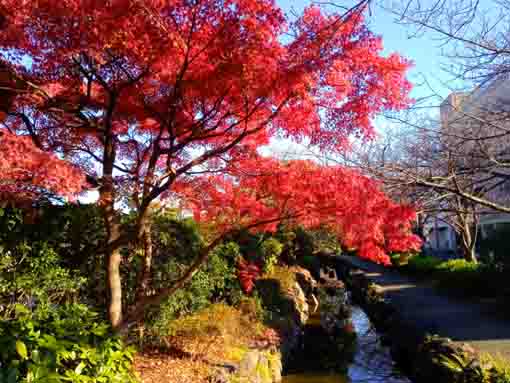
left=282, top=306, right=411, bottom=383
left=348, top=306, right=410, bottom=383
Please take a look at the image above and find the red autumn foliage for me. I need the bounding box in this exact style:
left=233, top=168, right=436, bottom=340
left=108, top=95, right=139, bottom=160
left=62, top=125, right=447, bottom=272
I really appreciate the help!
left=0, top=129, right=87, bottom=203
left=175, top=155, right=422, bottom=265
left=237, top=258, right=261, bottom=295
left=0, top=1, right=411, bottom=203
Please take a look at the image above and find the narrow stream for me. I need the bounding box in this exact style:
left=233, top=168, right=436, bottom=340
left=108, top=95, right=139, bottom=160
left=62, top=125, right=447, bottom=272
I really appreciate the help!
left=282, top=306, right=411, bottom=383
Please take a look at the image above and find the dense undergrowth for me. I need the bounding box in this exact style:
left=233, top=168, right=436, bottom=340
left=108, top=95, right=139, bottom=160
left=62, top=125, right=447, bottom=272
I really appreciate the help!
left=0, top=304, right=136, bottom=383
left=0, top=204, right=341, bottom=382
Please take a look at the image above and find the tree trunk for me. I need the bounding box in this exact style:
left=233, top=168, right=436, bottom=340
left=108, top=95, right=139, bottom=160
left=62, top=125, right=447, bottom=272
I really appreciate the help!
left=460, top=240, right=478, bottom=263
left=99, top=91, right=123, bottom=330
left=99, top=174, right=124, bottom=330
left=118, top=234, right=225, bottom=333
left=107, top=241, right=123, bottom=328
left=460, top=221, right=478, bottom=263
left=135, top=220, right=153, bottom=302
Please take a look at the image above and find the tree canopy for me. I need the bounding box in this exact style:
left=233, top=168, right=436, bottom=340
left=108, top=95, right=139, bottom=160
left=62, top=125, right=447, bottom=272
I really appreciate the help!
left=0, top=0, right=420, bottom=329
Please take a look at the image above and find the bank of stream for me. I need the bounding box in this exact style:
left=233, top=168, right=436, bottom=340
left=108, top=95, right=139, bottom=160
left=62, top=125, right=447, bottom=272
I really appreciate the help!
left=283, top=305, right=411, bottom=383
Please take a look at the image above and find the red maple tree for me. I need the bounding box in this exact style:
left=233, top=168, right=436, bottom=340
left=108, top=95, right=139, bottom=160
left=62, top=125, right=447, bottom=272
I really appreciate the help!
left=0, top=0, right=416, bottom=330
left=175, top=155, right=422, bottom=265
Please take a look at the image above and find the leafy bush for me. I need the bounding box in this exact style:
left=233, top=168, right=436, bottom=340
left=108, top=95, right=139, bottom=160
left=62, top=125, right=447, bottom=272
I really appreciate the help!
left=435, top=259, right=480, bottom=274
left=0, top=205, right=105, bottom=311
left=259, top=238, right=283, bottom=274
left=479, top=353, right=510, bottom=383
left=293, top=226, right=315, bottom=259
left=147, top=242, right=241, bottom=339
left=256, top=266, right=298, bottom=319
left=0, top=304, right=136, bottom=383
left=407, top=254, right=443, bottom=274
left=401, top=254, right=509, bottom=299
left=0, top=208, right=87, bottom=319
left=478, top=224, right=510, bottom=269
left=433, top=260, right=484, bottom=295
left=0, top=241, right=86, bottom=319
left=390, top=252, right=415, bottom=267
left=148, top=251, right=237, bottom=336
left=275, top=225, right=341, bottom=265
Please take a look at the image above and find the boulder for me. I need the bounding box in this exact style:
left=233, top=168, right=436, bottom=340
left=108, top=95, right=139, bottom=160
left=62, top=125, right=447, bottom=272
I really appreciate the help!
left=236, top=350, right=282, bottom=383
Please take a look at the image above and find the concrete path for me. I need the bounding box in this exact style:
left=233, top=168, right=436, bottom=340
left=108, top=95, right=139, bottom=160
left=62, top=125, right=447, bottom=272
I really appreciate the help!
left=337, top=256, right=510, bottom=359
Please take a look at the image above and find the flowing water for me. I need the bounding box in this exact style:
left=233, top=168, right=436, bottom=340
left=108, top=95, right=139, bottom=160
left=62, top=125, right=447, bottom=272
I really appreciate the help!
left=282, top=306, right=411, bottom=383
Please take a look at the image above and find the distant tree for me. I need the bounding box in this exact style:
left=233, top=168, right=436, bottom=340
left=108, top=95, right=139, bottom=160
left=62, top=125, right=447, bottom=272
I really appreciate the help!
left=338, top=119, right=486, bottom=262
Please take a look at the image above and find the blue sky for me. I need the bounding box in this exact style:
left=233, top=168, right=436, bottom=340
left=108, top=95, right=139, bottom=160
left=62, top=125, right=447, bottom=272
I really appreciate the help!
left=260, top=0, right=456, bottom=157
left=276, top=0, right=454, bottom=102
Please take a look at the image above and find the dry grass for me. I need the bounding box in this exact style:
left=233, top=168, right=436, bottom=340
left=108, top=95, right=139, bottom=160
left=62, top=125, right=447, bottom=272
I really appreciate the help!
left=134, top=349, right=211, bottom=383
left=134, top=302, right=271, bottom=383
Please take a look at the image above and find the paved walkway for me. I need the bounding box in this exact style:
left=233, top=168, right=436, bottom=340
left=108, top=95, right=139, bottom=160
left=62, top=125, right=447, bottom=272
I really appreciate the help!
left=338, top=256, right=510, bottom=359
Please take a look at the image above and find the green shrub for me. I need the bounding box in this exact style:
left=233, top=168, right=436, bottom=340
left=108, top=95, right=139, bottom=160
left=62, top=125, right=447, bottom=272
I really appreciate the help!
left=483, top=354, right=510, bottom=383
left=0, top=206, right=104, bottom=311
left=435, top=259, right=480, bottom=273
left=148, top=243, right=240, bottom=339
left=259, top=238, right=283, bottom=274
left=434, top=260, right=484, bottom=295
left=256, top=266, right=298, bottom=321
left=0, top=208, right=87, bottom=319
left=164, top=303, right=266, bottom=357
left=478, top=224, right=510, bottom=268
left=434, top=260, right=510, bottom=298
left=390, top=252, right=416, bottom=267
left=404, top=257, right=506, bottom=298
left=407, top=254, right=443, bottom=274
left=0, top=304, right=137, bottom=383
left=275, top=225, right=341, bottom=265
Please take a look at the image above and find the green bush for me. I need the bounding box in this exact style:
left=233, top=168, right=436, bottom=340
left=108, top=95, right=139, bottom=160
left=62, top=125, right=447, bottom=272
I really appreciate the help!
left=407, top=254, right=443, bottom=274
left=256, top=266, right=297, bottom=319
left=0, top=205, right=105, bottom=311
left=148, top=242, right=240, bottom=339
left=0, top=208, right=87, bottom=320
left=0, top=304, right=136, bottom=383
left=403, top=255, right=509, bottom=298
left=478, top=224, right=510, bottom=268
left=0, top=241, right=86, bottom=319
left=163, top=303, right=267, bottom=359
left=390, top=252, right=416, bottom=267
left=434, top=259, right=484, bottom=295
left=435, top=259, right=480, bottom=273
left=259, top=238, right=283, bottom=274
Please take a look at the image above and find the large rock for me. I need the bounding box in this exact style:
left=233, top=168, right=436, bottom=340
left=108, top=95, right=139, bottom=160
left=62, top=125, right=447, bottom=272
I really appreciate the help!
left=212, top=267, right=320, bottom=383
left=236, top=350, right=282, bottom=383
left=211, top=349, right=283, bottom=383
left=291, top=266, right=317, bottom=296
left=319, top=280, right=350, bottom=334
left=288, top=281, right=309, bottom=326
